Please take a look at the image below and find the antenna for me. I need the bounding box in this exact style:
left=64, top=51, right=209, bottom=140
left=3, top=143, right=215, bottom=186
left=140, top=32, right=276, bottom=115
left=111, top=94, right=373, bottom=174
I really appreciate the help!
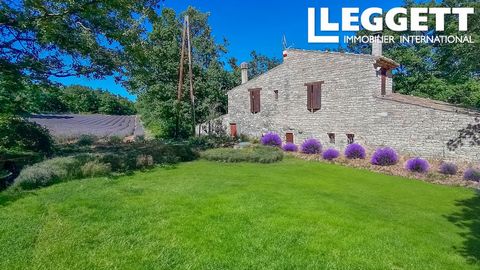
left=282, top=34, right=288, bottom=50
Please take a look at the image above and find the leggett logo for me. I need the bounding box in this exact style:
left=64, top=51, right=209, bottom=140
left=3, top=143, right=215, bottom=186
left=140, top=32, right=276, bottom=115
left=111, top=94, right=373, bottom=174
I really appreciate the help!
left=308, top=7, right=475, bottom=44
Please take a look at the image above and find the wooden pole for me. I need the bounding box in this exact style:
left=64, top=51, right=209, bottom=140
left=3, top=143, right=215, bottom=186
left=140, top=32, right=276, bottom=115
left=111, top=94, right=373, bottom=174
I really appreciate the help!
left=176, top=17, right=187, bottom=138
left=185, top=15, right=196, bottom=136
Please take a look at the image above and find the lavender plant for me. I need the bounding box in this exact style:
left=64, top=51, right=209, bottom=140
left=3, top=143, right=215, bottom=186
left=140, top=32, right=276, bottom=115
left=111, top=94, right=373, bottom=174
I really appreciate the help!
left=282, top=143, right=298, bottom=152
left=260, top=132, right=282, bottom=147
left=344, top=143, right=366, bottom=159
left=322, top=148, right=340, bottom=160
left=370, top=147, right=398, bottom=166
left=301, top=138, right=322, bottom=154
left=438, top=162, right=458, bottom=175
left=464, top=168, right=480, bottom=182
left=405, top=158, right=430, bottom=173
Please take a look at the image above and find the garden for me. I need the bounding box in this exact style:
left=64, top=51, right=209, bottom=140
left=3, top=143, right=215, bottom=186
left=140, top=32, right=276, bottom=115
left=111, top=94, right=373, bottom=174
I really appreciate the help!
left=0, top=130, right=479, bottom=268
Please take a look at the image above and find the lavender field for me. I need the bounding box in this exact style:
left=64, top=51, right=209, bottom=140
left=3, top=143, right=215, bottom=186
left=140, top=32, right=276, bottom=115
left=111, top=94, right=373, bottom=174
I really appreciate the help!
left=29, top=114, right=145, bottom=139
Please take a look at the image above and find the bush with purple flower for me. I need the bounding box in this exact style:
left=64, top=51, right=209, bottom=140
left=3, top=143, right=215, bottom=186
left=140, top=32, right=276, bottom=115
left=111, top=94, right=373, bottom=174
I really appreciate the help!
left=344, top=143, right=366, bottom=159
left=322, top=148, right=340, bottom=160
left=282, top=143, right=298, bottom=152
left=464, top=168, right=480, bottom=182
left=260, top=132, right=282, bottom=147
left=370, top=147, right=398, bottom=166
left=301, top=138, right=322, bottom=154
left=405, top=157, right=430, bottom=173
left=438, top=162, right=458, bottom=175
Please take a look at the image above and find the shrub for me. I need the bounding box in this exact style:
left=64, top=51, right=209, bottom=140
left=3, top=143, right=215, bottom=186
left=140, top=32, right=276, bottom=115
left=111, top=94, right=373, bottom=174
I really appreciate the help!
left=0, top=115, right=53, bottom=155
left=81, top=161, right=111, bottom=178
left=260, top=132, right=282, bottom=147
left=107, top=136, right=123, bottom=145
left=188, top=135, right=234, bottom=150
left=439, top=162, right=458, bottom=175
left=282, top=143, right=298, bottom=152
left=405, top=158, right=430, bottom=173
left=77, top=134, right=96, bottom=146
left=322, top=148, right=340, bottom=160
left=301, top=138, right=322, bottom=154
left=13, top=157, right=82, bottom=190
left=201, top=146, right=283, bottom=163
left=370, top=147, right=398, bottom=166
left=344, top=143, right=366, bottom=159
left=464, top=168, right=480, bottom=182
left=136, top=154, right=154, bottom=169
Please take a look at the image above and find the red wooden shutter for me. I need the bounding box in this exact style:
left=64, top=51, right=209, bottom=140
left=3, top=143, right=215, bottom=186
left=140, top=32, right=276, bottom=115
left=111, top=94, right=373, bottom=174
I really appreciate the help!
left=249, top=89, right=261, bottom=113
left=249, top=91, right=254, bottom=113
left=381, top=68, right=387, bottom=95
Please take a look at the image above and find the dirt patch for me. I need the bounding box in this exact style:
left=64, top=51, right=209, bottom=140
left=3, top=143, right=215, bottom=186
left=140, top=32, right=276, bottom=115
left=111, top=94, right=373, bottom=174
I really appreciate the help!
left=291, top=153, right=480, bottom=189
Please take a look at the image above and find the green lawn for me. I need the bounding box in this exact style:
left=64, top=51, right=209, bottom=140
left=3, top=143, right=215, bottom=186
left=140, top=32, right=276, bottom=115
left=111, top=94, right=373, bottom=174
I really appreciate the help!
left=1, top=158, right=479, bottom=269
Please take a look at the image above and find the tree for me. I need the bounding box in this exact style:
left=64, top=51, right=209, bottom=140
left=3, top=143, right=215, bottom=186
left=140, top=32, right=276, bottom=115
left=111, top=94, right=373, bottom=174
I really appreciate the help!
left=347, top=0, right=480, bottom=109
left=246, top=51, right=282, bottom=79
left=0, top=0, right=162, bottom=114
left=125, top=7, right=237, bottom=139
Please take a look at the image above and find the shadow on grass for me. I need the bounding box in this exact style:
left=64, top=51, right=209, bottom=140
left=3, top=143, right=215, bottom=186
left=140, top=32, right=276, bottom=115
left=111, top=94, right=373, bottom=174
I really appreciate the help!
left=446, top=190, right=480, bottom=264
left=0, top=189, right=36, bottom=207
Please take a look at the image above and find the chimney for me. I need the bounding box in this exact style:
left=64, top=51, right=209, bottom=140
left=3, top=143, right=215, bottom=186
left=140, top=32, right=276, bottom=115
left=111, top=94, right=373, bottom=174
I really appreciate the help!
left=240, top=62, right=248, bottom=84
left=371, top=32, right=382, bottom=57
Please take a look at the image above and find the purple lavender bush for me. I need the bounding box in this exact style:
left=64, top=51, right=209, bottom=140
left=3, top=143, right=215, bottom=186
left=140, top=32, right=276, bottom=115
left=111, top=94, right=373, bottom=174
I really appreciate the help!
left=260, top=132, right=282, bottom=147
left=301, top=138, right=322, bottom=154
left=438, top=162, right=458, bottom=175
left=405, top=158, right=430, bottom=173
left=464, top=168, right=480, bottom=182
left=322, top=148, right=340, bottom=160
left=282, top=143, right=298, bottom=152
left=370, top=147, right=398, bottom=166
left=344, top=143, right=366, bottom=159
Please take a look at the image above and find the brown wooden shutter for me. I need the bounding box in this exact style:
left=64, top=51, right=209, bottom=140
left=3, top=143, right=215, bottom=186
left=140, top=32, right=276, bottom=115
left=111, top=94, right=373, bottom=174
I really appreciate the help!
left=254, top=89, right=260, bottom=113
left=249, top=91, right=254, bottom=113
left=249, top=88, right=261, bottom=113
left=312, top=84, right=321, bottom=111
left=286, top=132, right=294, bottom=143
left=307, top=85, right=313, bottom=111
left=381, top=68, right=387, bottom=95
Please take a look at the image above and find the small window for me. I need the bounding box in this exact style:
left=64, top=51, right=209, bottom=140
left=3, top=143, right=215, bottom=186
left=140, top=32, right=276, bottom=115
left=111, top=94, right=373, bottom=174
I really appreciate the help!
left=381, top=68, right=387, bottom=95
left=328, top=133, right=335, bottom=144
left=347, top=134, right=355, bottom=144
left=305, top=81, right=324, bottom=112
left=249, top=88, right=261, bottom=114
left=274, top=90, right=279, bottom=100
left=286, top=132, right=294, bottom=143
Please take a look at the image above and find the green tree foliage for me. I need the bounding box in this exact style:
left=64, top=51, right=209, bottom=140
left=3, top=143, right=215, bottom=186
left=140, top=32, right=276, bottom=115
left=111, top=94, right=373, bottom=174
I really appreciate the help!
left=0, top=0, right=161, bottom=115
left=347, top=0, right=480, bottom=109
left=125, top=7, right=238, bottom=139
left=60, top=85, right=136, bottom=115
left=0, top=115, right=53, bottom=155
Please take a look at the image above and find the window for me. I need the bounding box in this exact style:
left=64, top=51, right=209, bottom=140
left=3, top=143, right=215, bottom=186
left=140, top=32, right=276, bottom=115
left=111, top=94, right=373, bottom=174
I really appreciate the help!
left=305, top=81, right=324, bottom=112
left=328, top=133, right=335, bottom=144
left=347, top=134, right=355, bottom=144
left=381, top=68, right=387, bottom=95
left=249, top=88, right=261, bottom=113
left=274, top=90, right=279, bottom=100
left=286, top=132, right=294, bottom=143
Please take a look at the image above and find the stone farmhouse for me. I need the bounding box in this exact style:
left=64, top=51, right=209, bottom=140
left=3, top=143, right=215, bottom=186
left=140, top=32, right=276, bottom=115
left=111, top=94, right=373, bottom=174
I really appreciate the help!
left=199, top=42, right=480, bottom=161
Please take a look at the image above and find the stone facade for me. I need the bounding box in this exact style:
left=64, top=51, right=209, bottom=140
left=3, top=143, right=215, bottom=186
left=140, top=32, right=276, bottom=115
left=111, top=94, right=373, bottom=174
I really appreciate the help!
left=200, top=49, right=480, bottom=162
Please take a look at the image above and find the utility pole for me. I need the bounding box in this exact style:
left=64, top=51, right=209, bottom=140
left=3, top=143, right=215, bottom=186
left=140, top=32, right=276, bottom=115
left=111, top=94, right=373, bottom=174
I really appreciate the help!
left=176, top=15, right=196, bottom=138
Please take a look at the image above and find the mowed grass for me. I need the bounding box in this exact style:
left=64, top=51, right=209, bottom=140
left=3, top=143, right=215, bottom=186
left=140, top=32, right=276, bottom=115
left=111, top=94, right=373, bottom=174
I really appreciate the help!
left=1, top=158, right=479, bottom=269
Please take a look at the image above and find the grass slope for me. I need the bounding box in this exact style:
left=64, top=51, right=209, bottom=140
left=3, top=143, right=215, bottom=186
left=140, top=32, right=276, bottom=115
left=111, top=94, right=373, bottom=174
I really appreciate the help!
left=0, top=158, right=479, bottom=269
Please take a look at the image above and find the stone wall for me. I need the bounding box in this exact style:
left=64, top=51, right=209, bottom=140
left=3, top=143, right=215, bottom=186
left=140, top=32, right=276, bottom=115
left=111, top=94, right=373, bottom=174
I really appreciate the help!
left=224, top=49, right=479, bottom=162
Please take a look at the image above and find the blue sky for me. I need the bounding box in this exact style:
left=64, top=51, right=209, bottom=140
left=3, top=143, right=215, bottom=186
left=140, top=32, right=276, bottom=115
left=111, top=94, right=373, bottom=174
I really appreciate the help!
left=54, top=0, right=405, bottom=100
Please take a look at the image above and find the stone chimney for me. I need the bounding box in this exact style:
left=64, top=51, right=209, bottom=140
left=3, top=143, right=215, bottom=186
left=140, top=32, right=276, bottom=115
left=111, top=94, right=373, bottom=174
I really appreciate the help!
left=371, top=33, right=382, bottom=57
left=240, top=62, right=248, bottom=84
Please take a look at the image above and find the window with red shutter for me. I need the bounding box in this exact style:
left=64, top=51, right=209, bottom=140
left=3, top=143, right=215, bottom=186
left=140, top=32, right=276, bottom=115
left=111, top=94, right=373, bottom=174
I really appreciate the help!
left=249, top=88, right=261, bottom=114
left=381, top=68, right=387, bottom=95
left=305, top=81, right=323, bottom=112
